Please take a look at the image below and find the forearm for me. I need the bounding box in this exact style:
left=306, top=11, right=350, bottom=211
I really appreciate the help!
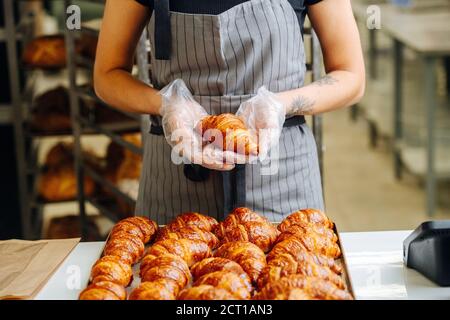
left=94, top=69, right=162, bottom=115
left=276, top=70, right=365, bottom=116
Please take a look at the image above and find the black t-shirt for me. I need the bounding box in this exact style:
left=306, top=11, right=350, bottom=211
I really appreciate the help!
left=135, top=0, right=322, bottom=31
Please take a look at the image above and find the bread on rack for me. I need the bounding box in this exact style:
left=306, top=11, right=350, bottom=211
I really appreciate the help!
left=79, top=280, right=127, bottom=300
left=214, top=241, right=266, bottom=284
left=129, top=279, right=177, bottom=300
left=215, top=221, right=279, bottom=253
left=253, top=275, right=353, bottom=300
left=190, top=257, right=252, bottom=292
left=193, top=271, right=251, bottom=299
left=146, top=239, right=212, bottom=267
left=156, top=225, right=219, bottom=249
left=103, top=231, right=145, bottom=265
left=178, top=285, right=235, bottom=300
left=140, top=254, right=191, bottom=295
left=278, top=209, right=334, bottom=232
left=90, top=255, right=133, bottom=287
left=165, top=212, right=218, bottom=232
left=267, top=237, right=342, bottom=274
left=196, top=113, right=258, bottom=156
left=111, top=216, right=158, bottom=244
left=22, top=35, right=68, bottom=68
left=257, top=253, right=345, bottom=290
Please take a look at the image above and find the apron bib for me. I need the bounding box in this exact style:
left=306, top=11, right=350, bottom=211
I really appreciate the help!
left=135, top=0, right=324, bottom=223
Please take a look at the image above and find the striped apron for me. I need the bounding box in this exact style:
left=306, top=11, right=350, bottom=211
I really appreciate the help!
left=135, top=0, right=324, bottom=223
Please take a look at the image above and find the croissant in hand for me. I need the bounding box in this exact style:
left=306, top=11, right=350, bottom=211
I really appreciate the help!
left=166, top=212, right=218, bottom=232
left=79, top=280, right=126, bottom=300
left=190, top=257, right=253, bottom=292
left=156, top=225, right=219, bottom=249
left=146, top=239, right=212, bottom=267
left=129, top=279, right=178, bottom=300
left=196, top=114, right=259, bottom=156
left=216, top=221, right=279, bottom=253
left=193, top=271, right=251, bottom=300
left=278, top=209, right=334, bottom=232
left=90, top=255, right=133, bottom=286
left=178, top=285, right=235, bottom=300
left=215, top=241, right=266, bottom=284
left=253, top=275, right=353, bottom=300
left=140, top=253, right=191, bottom=295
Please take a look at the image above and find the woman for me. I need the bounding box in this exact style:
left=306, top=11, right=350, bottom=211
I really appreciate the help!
left=94, top=0, right=365, bottom=223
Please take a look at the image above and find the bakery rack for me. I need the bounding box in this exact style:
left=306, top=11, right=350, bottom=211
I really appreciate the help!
left=64, top=0, right=149, bottom=238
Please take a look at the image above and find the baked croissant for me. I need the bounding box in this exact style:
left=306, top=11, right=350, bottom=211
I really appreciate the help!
left=278, top=209, right=334, bottom=232
left=196, top=114, right=258, bottom=156
left=178, top=285, right=236, bottom=300
left=276, top=226, right=341, bottom=258
left=166, top=212, right=218, bottom=232
left=214, top=241, right=267, bottom=284
left=257, top=253, right=345, bottom=289
left=267, top=238, right=342, bottom=274
left=90, top=255, right=133, bottom=286
left=220, top=207, right=269, bottom=227
left=111, top=216, right=158, bottom=244
left=253, top=275, right=353, bottom=300
left=194, top=271, right=251, bottom=300
left=103, top=231, right=145, bottom=265
left=277, top=223, right=338, bottom=244
left=146, top=239, right=212, bottom=267
left=140, top=253, right=191, bottom=294
left=79, top=280, right=126, bottom=300
left=190, top=257, right=253, bottom=292
left=216, top=221, right=279, bottom=253
left=156, top=225, right=219, bottom=249
left=129, top=279, right=177, bottom=300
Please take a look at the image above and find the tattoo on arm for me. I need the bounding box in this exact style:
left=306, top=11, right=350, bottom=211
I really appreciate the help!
left=289, top=95, right=315, bottom=115
left=314, top=75, right=339, bottom=86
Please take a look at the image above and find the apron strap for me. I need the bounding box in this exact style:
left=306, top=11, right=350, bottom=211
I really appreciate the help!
left=154, top=0, right=171, bottom=60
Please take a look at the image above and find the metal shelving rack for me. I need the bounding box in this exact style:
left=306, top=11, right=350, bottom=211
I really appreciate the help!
left=64, top=0, right=148, bottom=238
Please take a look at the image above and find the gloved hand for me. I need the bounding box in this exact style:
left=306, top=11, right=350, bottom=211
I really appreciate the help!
left=160, top=79, right=247, bottom=171
left=236, top=87, right=286, bottom=161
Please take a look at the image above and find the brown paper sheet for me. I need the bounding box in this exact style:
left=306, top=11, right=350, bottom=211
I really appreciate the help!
left=0, top=238, right=80, bottom=300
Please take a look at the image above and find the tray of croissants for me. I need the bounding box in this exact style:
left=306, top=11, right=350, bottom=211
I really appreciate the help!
left=79, top=208, right=354, bottom=300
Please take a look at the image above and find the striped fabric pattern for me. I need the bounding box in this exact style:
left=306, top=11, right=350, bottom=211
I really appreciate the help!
left=135, top=0, right=324, bottom=223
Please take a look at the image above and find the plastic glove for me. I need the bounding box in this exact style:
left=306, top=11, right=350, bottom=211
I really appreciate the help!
left=236, top=87, right=286, bottom=161
left=160, top=79, right=246, bottom=171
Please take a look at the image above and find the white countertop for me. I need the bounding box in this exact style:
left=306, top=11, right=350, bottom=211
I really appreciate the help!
left=35, top=230, right=450, bottom=300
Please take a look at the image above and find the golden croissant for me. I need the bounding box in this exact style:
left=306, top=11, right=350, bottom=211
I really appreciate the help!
left=103, top=231, right=145, bottom=265
left=166, top=212, right=218, bottom=232
left=156, top=225, right=219, bottom=249
left=194, top=271, right=251, bottom=299
left=129, top=279, right=178, bottom=300
left=190, top=257, right=253, bottom=292
left=216, top=221, right=279, bottom=253
left=79, top=280, right=127, bottom=300
left=90, top=255, right=133, bottom=287
left=214, top=241, right=267, bottom=284
left=196, top=114, right=258, bottom=155
left=276, top=226, right=341, bottom=258
left=267, top=237, right=342, bottom=274
left=146, top=239, right=212, bottom=267
left=278, top=209, right=334, bottom=232
left=257, top=253, right=345, bottom=290
left=140, top=253, right=191, bottom=295
left=111, top=216, right=158, bottom=244
left=253, top=275, right=353, bottom=300
left=178, top=285, right=236, bottom=300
